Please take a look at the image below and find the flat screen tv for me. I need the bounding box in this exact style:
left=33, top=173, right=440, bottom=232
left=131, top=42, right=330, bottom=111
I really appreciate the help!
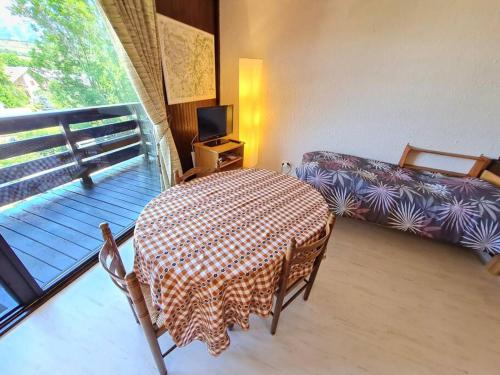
left=197, top=105, right=233, bottom=142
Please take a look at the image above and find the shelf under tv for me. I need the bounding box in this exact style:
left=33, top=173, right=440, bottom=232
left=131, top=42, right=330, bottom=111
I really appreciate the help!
left=218, top=156, right=243, bottom=169
left=193, top=139, right=245, bottom=172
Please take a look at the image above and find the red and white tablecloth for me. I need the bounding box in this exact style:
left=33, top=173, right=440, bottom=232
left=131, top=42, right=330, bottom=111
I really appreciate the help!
left=133, top=168, right=329, bottom=355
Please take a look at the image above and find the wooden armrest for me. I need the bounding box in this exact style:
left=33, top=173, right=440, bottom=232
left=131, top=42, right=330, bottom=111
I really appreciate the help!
left=399, top=144, right=491, bottom=177
left=487, top=255, right=500, bottom=276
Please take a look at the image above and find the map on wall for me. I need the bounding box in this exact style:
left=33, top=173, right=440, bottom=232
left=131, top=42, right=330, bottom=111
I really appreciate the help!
left=157, top=14, right=216, bottom=104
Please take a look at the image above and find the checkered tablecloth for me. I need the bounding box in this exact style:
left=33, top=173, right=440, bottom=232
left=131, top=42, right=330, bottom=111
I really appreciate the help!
left=133, top=168, right=329, bottom=355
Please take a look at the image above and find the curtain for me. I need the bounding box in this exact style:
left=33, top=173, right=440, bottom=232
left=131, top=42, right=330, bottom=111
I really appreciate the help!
left=98, top=0, right=182, bottom=189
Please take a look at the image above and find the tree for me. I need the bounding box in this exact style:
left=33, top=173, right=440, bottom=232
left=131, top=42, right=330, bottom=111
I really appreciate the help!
left=0, top=52, right=30, bottom=67
left=0, top=60, right=30, bottom=108
left=10, top=0, right=138, bottom=109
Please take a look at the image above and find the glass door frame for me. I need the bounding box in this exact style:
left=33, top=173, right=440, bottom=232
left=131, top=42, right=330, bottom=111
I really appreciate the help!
left=0, top=227, right=134, bottom=335
left=0, top=234, right=43, bottom=331
left=0, top=234, right=42, bottom=303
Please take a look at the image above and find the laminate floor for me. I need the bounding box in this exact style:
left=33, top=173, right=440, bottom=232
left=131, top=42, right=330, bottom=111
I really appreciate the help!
left=2, top=218, right=500, bottom=375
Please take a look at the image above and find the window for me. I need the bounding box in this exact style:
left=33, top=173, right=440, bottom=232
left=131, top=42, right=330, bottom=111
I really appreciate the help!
left=0, top=0, right=159, bottom=326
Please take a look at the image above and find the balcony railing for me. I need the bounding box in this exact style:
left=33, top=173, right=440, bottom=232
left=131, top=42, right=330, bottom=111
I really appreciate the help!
left=0, top=103, right=152, bottom=206
left=0, top=104, right=161, bottom=288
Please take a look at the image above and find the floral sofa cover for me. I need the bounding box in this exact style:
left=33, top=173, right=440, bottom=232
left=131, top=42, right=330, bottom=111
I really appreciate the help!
left=296, top=151, right=500, bottom=255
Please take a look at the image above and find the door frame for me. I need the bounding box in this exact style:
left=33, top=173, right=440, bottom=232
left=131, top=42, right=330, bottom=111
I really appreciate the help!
left=0, top=226, right=134, bottom=335
left=0, top=234, right=43, bottom=305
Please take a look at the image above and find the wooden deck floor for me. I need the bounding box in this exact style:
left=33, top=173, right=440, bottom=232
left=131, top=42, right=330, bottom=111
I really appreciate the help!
left=0, top=156, right=161, bottom=288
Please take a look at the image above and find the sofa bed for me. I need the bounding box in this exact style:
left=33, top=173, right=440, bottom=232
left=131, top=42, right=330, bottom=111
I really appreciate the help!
left=296, top=146, right=499, bottom=256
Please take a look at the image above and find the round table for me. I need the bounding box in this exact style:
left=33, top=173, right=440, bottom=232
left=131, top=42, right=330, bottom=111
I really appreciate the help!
left=133, top=168, right=329, bottom=355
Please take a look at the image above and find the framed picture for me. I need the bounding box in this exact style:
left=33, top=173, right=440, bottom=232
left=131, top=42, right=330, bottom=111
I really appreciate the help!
left=157, top=14, right=216, bottom=104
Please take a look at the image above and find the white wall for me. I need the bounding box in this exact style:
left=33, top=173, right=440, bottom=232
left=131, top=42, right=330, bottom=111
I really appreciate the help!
left=219, top=0, right=500, bottom=171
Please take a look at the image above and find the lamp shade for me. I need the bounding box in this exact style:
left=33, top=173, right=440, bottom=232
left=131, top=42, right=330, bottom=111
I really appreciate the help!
left=239, top=58, right=263, bottom=168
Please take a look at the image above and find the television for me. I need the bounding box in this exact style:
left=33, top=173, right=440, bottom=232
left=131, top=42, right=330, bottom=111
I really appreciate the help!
left=197, top=105, right=233, bottom=142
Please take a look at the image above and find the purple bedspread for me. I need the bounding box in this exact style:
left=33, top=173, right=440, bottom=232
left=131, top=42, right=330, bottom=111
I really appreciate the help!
left=296, top=151, right=500, bottom=255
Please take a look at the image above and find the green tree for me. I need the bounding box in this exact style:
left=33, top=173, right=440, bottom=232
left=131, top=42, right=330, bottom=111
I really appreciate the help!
left=11, top=0, right=138, bottom=109
left=0, top=52, right=30, bottom=67
left=0, top=60, right=30, bottom=108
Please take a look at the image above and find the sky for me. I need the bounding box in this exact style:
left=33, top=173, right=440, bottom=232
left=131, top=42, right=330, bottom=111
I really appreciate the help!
left=0, top=0, right=38, bottom=42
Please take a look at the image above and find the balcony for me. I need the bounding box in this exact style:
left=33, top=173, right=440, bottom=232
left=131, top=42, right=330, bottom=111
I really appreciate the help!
left=0, top=104, right=161, bottom=288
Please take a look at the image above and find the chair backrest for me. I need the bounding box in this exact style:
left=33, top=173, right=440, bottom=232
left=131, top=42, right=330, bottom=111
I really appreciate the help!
left=174, top=167, right=213, bottom=185
left=99, top=223, right=131, bottom=297
left=98, top=223, right=165, bottom=372
left=279, top=213, right=336, bottom=286
left=99, top=223, right=153, bottom=325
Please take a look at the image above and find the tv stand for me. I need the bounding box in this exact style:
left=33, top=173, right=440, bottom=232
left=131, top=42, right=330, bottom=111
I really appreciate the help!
left=194, top=139, right=245, bottom=173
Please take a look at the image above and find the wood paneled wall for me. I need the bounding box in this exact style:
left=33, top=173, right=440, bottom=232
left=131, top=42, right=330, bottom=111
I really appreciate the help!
left=156, top=0, right=220, bottom=171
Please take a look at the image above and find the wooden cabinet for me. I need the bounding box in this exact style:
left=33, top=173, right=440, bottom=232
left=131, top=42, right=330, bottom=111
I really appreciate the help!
left=193, top=140, right=244, bottom=172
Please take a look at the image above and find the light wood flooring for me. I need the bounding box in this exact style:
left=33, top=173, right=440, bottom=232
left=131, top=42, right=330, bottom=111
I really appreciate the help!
left=1, top=218, right=500, bottom=374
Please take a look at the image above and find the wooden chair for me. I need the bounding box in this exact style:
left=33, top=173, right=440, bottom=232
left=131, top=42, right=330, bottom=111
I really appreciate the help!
left=99, top=223, right=174, bottom=375
left=270, top=213, right=336, bottom=335
left=174, top=167, right=213, bottom=185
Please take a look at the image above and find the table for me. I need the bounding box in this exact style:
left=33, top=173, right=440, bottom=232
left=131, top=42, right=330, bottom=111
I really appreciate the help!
left=133, top=168, right=329, bottom=355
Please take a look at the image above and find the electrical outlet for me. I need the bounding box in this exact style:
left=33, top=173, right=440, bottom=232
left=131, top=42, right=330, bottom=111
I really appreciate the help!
left=281, top=161, right=292, bottom=175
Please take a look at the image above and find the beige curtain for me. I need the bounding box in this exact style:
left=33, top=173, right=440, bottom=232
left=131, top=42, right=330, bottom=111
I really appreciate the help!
left=99, top=0, right=181, bottom=189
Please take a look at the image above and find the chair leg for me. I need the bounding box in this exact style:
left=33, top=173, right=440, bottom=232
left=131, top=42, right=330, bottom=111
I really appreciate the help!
left=126, top=274, right=167, bottom=375
left=303, top=257, right=324, bottom=301
left=127, top=296, right=140, bottom=324
left=270, top=292, right=286, bottom=335
left=143, top=327, right=168, bottom=375
left=137, top=310, right=167, bottom=374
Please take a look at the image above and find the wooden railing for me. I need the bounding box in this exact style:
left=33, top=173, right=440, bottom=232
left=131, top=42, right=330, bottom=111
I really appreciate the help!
left=0, top=103, right=151, bottom=206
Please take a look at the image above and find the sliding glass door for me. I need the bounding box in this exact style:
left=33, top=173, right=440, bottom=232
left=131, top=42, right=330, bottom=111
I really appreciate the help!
left=0, top=281, right=20, bottom=320
left=0, top=0, right=160, bottom=327
left=0, top=234, right=43, bottom=322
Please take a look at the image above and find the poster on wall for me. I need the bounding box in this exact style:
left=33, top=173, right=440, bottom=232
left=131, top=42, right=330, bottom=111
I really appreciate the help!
left=156, top=14, right=216, bottom=104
